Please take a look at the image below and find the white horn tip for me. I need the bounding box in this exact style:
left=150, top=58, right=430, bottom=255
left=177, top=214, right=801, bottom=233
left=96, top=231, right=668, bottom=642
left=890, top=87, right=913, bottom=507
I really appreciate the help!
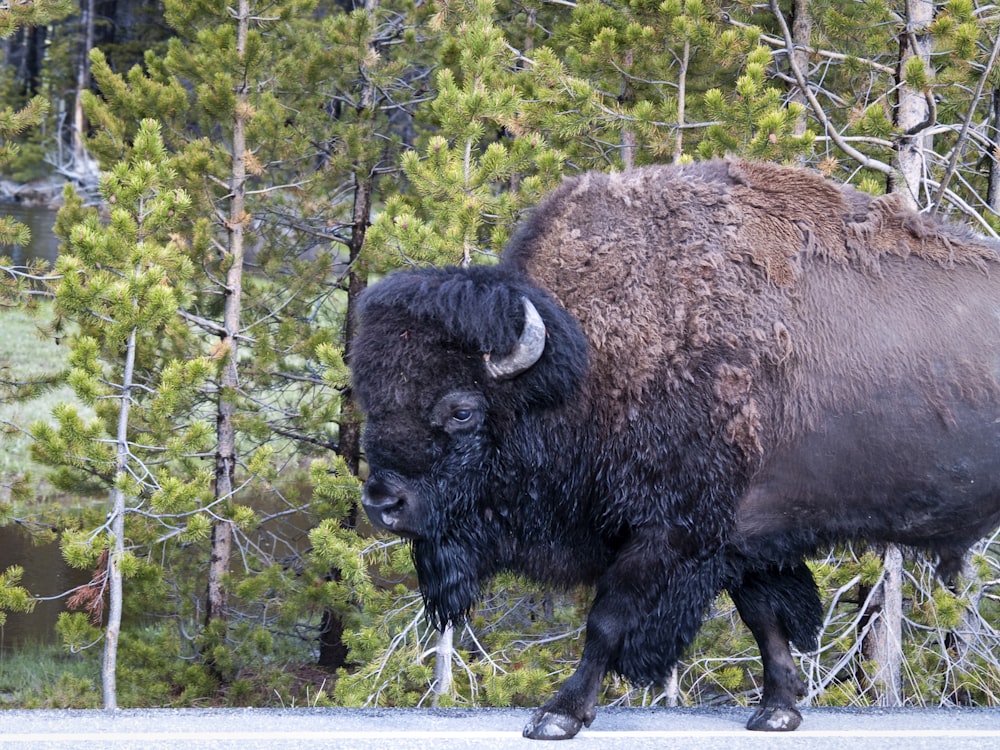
left=484, top=297, right=547, bottom=379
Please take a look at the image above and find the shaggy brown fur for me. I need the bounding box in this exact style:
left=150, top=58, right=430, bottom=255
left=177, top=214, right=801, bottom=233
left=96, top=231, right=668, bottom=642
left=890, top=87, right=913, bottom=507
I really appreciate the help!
left=505, top=158, right=1000, bottom=456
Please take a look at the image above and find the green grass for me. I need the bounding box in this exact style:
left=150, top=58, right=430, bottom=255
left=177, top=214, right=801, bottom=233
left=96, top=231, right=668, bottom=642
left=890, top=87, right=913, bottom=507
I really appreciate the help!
left=0, top=304, right=79, bottom=482
left=0, top=639, right=100, bottom=708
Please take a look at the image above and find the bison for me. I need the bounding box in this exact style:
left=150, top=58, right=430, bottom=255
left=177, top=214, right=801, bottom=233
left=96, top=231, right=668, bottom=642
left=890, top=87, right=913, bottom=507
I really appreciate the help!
left=349, top=159, right=1000, bottom=740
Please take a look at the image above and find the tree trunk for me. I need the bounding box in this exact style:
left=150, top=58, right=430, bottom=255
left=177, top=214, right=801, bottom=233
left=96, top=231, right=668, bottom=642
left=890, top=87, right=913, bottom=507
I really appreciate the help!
left=891, top=0, right=935, bottom=207
left=663, top=665, right=679, bottom=707
left=7, top=24, right=47, bottom=97
left=988, top=88, right=1000, bottom=212
left=70, top=0, right=96, bottom=179
left=860, top=545, right=904, bottom=705
left=946, top=554, right=981, bottom=706
left=317, top=602, right=351, bottom=670
left=103, top=324, right=137, bottom=710
left=336, top=165, right=370, bottom=478
left=317, top=0, right=376, bottom=671
left=790, top=0, right=811, bottom=142
left=205, top=0, right=249, bottom=634
left=859, top=2, right=936, bottom=703
left=620, top=49, right=635, bottom=169
left=337, top=0, right=378, bottom=478
left=431, top=624, right=454, bottom=705
left=673, top=39, right=689, bottom=164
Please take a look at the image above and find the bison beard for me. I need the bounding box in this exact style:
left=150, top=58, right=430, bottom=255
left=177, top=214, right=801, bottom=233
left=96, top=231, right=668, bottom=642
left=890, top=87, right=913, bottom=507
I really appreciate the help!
left=412, top=530, right=500, bottom=631
left=411, top=538, right=482, bottom=630
left=350, top=158, right=1000, bottom=740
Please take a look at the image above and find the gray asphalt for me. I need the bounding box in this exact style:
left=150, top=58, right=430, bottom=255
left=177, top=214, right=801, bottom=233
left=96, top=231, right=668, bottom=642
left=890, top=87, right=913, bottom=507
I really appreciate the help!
left=1, top=706, right=998, bottom=748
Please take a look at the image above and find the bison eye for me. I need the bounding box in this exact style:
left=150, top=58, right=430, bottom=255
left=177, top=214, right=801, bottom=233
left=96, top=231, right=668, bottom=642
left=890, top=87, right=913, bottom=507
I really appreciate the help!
left=451, top=408, right=473, bottom=423
left=434, top=390, right=485, bottom=433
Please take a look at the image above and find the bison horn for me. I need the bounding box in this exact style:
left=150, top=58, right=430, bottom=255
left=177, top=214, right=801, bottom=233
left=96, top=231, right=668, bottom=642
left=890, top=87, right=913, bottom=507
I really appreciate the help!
left=484, top=297, right=547, bottom=379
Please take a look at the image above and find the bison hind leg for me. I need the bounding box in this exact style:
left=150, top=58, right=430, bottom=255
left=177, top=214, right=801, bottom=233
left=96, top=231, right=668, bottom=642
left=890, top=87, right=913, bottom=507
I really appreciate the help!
left=730, top=561, right=821, bottom=732
left=935, top=546, right=969, bottom=588
left=745, top=704, right=803, bottom=732
left=775, top=561, right=823, bottom=652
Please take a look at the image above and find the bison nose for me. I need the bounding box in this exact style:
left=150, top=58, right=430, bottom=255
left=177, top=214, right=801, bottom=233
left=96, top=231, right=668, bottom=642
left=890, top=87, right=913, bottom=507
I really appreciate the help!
left=362, top=477, right=419, bottom=538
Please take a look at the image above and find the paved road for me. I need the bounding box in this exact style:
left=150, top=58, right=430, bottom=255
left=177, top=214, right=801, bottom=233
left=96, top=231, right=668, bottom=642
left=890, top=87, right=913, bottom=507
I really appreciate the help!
left=1, top=706, right=998, bottom=749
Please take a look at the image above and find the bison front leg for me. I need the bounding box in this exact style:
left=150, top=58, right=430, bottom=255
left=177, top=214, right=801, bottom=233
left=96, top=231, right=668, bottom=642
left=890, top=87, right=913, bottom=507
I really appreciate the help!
left=522, top=592, right=624, bottom=740
left=524, top=538, right=723, bottom=740
left=729, top=563, right=822, bottom=732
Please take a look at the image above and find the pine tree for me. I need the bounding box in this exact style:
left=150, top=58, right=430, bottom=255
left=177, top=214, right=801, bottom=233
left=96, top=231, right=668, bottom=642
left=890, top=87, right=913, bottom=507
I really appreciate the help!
left=366, top=0, right=568, bottom=268
left=290, top=0, right=443, bottom=669
left=42, top=0, right=437, bottom=699
left=33, top=119, right=201, bottom=707
left=78, top=0, right=342, bottom=667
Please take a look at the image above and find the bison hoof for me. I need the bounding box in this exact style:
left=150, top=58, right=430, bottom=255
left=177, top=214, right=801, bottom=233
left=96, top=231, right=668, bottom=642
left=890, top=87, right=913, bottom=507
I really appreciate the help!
left=522, top=710, right=583, bottom=740
left=746, top=705, right=802, bottom=732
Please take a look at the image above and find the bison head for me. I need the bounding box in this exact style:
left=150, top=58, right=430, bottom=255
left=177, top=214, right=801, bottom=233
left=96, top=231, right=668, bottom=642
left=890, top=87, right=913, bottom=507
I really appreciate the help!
left=350, top=265, right=589, bottom=626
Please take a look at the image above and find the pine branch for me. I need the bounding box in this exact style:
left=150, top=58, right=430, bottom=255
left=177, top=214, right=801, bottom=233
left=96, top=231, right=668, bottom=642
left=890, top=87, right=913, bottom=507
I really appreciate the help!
left=724, top=13, right=896, bottom=77
left=929, top=28, right=1000, bottom=216
left=176, top=308, right=227, bottom=336
left=768, top=0, right=895, bottom=177
left=270, top=424, right=339, bottom=453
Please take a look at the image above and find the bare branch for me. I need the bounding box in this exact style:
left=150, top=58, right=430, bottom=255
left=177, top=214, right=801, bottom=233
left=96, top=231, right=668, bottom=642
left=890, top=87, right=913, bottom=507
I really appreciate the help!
left=768, top=0, right=896, bottom=177
left=727, top=17, right=896, bottom=78
left=930, top=28, right=1000, bottom=216
left=176, top=308, right=227, bottom=336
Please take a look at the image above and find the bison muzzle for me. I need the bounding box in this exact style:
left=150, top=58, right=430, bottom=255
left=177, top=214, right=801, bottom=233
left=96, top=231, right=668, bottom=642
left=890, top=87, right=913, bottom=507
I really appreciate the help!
left=349, top=159, right=1000, bottom=739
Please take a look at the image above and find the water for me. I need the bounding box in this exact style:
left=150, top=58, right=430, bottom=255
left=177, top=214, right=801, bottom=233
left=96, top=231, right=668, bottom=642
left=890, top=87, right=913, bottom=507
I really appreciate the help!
left=0, top=526, right=87, bottom=650
left=0, top=495, right=318, bottom=651
left=1, top=202, right=62, bottom=266
left=0, top=502, right=318, bottom=651
left=1, top=203, right=70, bottom=649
